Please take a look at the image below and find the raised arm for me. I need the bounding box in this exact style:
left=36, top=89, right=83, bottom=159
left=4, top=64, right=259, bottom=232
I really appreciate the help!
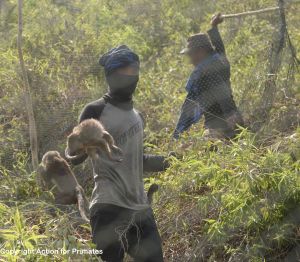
left=207, top=13, right=226, bottom=55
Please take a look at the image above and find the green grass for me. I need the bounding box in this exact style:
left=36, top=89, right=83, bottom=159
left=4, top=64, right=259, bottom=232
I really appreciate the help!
left=0, top=0, right=300, bottom=261
left=1, top=129, right=299, bottom=261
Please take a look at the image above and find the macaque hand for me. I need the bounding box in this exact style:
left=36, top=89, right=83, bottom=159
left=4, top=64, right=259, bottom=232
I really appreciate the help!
left=211, top=13, right=224, bottom=27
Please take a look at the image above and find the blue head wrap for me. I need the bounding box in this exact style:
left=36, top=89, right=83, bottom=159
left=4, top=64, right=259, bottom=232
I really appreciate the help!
left=99, top=45, right=140, bottom=76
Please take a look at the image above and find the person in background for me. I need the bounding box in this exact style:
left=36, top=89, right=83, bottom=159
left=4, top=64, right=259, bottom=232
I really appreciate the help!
left=71, top=45, right=166, bottom=262
left=173, top=13, right=244, bottom=140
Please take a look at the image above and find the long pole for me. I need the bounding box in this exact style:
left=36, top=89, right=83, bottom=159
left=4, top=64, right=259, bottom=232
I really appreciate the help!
left=222, top=6, right=280, bottom=18
left=222, top=1, right=299, bottom=19
left=17, top=0, right=39, bottom=171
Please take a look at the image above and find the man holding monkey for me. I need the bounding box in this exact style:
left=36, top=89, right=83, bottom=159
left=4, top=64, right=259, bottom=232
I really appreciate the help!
left=71, top=45, right=166, bottom=262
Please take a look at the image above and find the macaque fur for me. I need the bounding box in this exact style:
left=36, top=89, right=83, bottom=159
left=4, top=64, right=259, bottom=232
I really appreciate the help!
left=38, top=151, right=90, bottom=222
left=66, top=119, right=158, bottom=204
left=66, top=119, right=122, bottom=162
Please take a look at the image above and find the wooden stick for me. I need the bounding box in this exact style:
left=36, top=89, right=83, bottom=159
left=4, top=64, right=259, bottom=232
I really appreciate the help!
left=222, top=1, right=300, bottom=19
left=222, top=7, right=280, bottom=18
left=17, top=0, right=39, bottom=171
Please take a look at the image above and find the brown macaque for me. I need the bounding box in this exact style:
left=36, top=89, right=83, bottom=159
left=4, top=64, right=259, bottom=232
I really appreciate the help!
left=38, top=151, right=90, bottom=222
left=147, top=184, right=159, bottom=204
left=65, top=119, right=122, bottom=162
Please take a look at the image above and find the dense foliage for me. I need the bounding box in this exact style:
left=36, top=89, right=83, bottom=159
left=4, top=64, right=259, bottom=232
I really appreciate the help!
left=0, top=0, right=299, bottom=261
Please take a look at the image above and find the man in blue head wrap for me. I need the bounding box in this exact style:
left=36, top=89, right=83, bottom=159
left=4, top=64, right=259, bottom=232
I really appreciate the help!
left=99, top=45, right=140, bottom=103
left=70, top=45, right=165, bottom=262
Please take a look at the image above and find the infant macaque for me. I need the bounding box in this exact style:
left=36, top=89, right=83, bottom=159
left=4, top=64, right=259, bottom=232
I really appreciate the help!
left=65, top=119, right=122, bottom=161
left=38, top=151, right=90, bottom=222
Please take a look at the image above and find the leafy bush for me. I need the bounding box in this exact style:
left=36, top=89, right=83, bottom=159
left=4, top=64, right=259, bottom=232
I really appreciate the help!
left=0, top=0, right=299, bottom=261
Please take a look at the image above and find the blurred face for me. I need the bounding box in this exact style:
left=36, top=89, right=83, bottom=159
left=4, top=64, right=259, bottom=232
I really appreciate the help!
left=106, top=65, right=140, bottom=98
left=42, top=151, right=60, bottom=165
left=187, top=48, right=208, bottom=67
left=116, top=65, right=139, bottom=76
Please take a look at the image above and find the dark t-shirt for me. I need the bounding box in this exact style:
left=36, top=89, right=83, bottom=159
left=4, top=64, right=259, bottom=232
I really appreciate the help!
left=174, top=27, right=241, bottom=137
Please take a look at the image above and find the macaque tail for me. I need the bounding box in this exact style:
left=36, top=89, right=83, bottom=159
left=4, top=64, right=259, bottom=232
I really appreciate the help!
left=75, top=186, right=90, bottom=223
left=147, top=184, right=159, bottom=204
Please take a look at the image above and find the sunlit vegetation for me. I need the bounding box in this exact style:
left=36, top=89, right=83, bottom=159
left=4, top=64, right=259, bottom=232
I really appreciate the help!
left=0, top=0, right=299, bottom=261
